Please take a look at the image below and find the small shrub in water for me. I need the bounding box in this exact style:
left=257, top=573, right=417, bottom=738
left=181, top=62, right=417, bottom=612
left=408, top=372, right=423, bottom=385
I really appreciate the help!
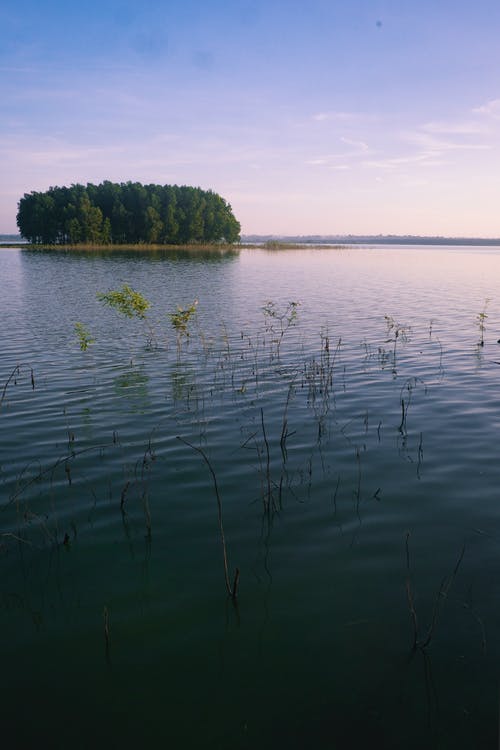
left=169, top=299, right=198, bottom=339
left=96, top=284, right=150, bottom=319
left=74, top=322, right=95, bottom=351
left=96, top=284, right=157, bottom=347
left=476, top=300, right=489, bottom=347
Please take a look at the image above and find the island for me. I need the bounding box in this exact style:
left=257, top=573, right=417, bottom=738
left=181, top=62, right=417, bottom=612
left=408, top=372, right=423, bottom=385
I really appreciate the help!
left=16, top=181, right=241, bottom=246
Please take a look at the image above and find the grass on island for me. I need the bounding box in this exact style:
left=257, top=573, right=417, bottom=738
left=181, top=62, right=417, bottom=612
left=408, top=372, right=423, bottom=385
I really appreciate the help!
left=1, top=240, right=347, bottom=252
left=260, top=240, right=347, bottom=250
left=22, top=242, right=241, bottom=253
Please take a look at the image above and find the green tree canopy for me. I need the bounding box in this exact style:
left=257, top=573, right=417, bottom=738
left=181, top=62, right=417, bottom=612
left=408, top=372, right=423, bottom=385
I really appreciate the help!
left=17, top=182, right=241, bottom=245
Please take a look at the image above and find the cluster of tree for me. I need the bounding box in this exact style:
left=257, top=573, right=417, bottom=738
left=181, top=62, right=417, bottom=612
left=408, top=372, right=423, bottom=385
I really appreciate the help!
left=16, top=181, right=241, bottom=245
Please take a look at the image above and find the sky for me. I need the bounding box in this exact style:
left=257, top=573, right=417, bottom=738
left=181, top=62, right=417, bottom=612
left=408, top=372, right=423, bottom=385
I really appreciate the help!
left=2, top=0, right=500, bottom=237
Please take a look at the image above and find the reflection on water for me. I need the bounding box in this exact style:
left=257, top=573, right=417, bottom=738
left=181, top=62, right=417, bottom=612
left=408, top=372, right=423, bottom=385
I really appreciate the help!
left=1, top=245, right=500, bottom=748
left=23, top=245, right=241, bottom=262
left=113, top=365, right=150, bottom=412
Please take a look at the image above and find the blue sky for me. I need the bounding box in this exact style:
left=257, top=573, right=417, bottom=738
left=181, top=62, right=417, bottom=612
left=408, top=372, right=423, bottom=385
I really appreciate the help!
left=2, top=0, right=500, bottom=236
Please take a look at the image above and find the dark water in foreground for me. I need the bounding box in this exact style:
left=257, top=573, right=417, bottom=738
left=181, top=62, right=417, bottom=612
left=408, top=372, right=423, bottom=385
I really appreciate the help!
left=2, top=244, right=500, bottom=748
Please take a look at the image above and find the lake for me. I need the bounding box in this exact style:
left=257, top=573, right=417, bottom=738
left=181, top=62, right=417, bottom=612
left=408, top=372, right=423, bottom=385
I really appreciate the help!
left=1, top=244, right=500, bottom=748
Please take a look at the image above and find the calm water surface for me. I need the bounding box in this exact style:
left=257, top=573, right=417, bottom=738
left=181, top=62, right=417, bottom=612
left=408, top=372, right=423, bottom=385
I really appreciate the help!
left=1, top=244, right=500, bottom=748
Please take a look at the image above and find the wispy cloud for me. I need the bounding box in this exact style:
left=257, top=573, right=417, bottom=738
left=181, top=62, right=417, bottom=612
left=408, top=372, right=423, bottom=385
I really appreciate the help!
left=312, top=111, right=356, bottom=122
left=361, top=120, right=491, bottom=172
left=472, top=98, right=500, bottom=117
left=421, top=120, right=487, bottom=135
left=340, top=137, right=369, bottom=152
left=306, top=136, right=371, bottom=167
left=311, top=111, right=379, bottom=124
left=362, top=153, right=443, bottom=170
left=0, top=136, right=125, bottom=167
left=403, top=131, right=491, bottom=153
left=0, top=131, right=296, bottom=184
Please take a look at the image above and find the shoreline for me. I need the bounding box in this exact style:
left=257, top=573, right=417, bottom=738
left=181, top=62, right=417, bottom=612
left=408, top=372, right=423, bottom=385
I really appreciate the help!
left=0, top=241, right=347, bottom=251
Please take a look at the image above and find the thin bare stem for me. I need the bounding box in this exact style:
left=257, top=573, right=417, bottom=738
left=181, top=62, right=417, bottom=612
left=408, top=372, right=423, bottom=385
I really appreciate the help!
left=261, top=408, right=272, bottom=512
left=177, top=436, right=239, bottom=599
left=405, top=532, right=419, bottom=650
left=1, top=363, right=35, bottom=409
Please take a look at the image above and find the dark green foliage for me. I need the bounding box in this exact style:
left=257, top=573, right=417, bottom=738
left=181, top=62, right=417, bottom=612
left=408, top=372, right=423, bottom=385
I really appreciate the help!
left=16, top=181, right=241, bottom=245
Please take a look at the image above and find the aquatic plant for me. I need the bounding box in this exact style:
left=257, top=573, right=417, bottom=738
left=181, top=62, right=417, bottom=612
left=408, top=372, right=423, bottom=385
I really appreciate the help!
left=405, top=532, right=466, bottom=651
left=97, top=284, right=156, bottom=347
left=74, top=322, right=95, bottom=351
left=0, top=363, right=35, bottom=409
left=103, top=606, right=111, bottom=662
left=398, top=376, right=427, bottom=437
left=384, top=315, right=411, bottom=375
left=97, top=284, right=150, bottom=319
left=263, top=240, right=303, bottom=250
left=303, top=331, right=340, bottom=428
left=177, top=436, right=239, bottom=600
left=476, top=299, right=489, bottom=347
left=169, top=299, right=198, bottom=345
left=280, top=380, right=296, bottom=463
left=263, top=299, right=300, bottom=357
left=260, top=407, right=273, bottom=514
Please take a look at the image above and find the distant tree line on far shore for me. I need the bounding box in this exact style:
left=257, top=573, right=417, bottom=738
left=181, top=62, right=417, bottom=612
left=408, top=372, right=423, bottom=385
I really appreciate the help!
left=16, top=181, right=241, bottom=245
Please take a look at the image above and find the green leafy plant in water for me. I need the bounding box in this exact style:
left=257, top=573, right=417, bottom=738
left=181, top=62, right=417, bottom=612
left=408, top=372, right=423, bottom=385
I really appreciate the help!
left=74, top=322, right=95, bottom=351
left=96, top=284, right=150, bottom=319
left=262, top=300, right=300, bottom=357
left=476, top=299, right=489, bottom=347
left=169, top=299, right=198, bottom=342
left=96, top=284, right=157, bottom=348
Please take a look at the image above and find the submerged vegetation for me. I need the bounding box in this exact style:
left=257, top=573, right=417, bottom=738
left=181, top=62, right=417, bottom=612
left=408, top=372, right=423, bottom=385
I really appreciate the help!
left=169, top=299, right=198, bottom=345
left=16, top=181, right=241, bottom=245
left=96, top=284, right=156, bottom=348
left=3, top=282, right=494, bottom=604
left=263, top=299, right=300, bottom=357
left=93, top=284, right=201, bottom=351
left=96, top=284, right=150, bottom=319
left=74, top=322, right=95, bottom=351
left=476, top=299, right=489, bottom=347
left=2, top=295, right=482, bottom=618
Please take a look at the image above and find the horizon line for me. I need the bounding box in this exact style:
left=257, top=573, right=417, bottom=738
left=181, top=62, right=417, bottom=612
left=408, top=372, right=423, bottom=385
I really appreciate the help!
left=2, top=231, right=500, bottom=244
